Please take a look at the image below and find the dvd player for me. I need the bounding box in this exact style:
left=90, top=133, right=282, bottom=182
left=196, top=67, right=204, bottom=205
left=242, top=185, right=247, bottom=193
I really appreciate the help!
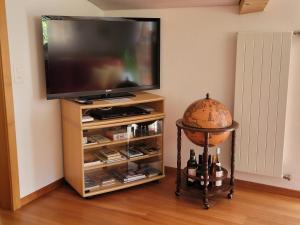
left=89, top=106, right=150, bottom=120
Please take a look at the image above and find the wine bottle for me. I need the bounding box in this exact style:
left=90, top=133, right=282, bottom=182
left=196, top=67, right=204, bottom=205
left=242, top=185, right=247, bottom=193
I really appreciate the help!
left=215, top=147, right=223, bottom=187
left=187, top=149, right=197, bottom=186
left=210, top=155, right=217, bottom=187
left=205, top=154, right=212, bottom=187
left=200, top=154, right=211, bottom=187
left=196, top=154, right=204, bottom=187
left=208, top=155, right=212, bottom=174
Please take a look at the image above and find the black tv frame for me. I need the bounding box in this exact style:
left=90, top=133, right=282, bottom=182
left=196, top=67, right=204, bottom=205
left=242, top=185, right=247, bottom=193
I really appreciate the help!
left=42, top=16, right=161, bottom=100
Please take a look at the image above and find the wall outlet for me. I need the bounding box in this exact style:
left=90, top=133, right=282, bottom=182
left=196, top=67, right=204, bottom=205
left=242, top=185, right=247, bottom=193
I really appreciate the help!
left=13, top=65, right=25, bottom=84
left=283, top=174, right=291, bottom=181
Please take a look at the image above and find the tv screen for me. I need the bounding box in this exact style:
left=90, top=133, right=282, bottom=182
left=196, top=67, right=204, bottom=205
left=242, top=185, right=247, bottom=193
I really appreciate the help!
left=41, top=16, right=160, bottom=99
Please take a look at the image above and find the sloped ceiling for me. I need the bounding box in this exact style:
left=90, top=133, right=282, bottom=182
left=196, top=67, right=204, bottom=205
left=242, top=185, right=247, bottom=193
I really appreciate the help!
left=88, top=0, right=240, bottom=10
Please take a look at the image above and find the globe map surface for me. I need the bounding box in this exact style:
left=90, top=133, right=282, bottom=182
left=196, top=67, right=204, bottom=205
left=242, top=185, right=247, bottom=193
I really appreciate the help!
left=182, top=94, right=233, bottom=147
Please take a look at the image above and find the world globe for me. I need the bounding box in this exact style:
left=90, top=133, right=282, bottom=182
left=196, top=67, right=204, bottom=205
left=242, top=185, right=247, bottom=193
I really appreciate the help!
left=182, top=94, right=233, bottom=147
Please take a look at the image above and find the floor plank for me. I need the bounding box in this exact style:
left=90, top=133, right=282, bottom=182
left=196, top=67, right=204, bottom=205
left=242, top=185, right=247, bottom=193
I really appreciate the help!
left=1, top=169, right=300, bottom=225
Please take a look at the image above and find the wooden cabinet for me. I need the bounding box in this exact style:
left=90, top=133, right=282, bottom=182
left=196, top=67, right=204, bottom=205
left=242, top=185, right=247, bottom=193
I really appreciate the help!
left=61, top=92, right=165, bottom=197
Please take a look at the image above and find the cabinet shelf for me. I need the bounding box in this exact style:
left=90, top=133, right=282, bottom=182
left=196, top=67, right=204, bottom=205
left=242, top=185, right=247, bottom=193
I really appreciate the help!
left=84, top=152, right=162, bottom=171
left=82, top=112, right=165, bottom=130
left=84, top=174, right=165, bottom=197
left=180, top=174, right=232, bottom=198
left=76, top=92, right=164, bottom=110
left=183, top=167, right=228, bottom=182
left=84, top=133, right=163, bottom=150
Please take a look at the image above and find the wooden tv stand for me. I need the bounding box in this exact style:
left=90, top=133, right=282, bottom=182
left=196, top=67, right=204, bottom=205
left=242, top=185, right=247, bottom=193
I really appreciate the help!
left=61, top=92, right=165, bottom=197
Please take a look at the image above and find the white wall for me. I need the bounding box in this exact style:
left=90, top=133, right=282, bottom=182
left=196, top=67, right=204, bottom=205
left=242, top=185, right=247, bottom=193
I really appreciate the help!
left=5, top=0, right=103, bottom=198
left=105, top=0, right=300, bottom=190
left=5, top=0, right=300, bottom=197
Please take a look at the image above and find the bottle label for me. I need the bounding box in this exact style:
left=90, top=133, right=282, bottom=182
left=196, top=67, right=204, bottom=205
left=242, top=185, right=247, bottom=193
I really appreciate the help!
left=200, top=175, right=204, bottom=185
left=188, top=168, right=196, bottom=182
left=216, top=170, right=223, bottom=187
left=216, top=180, right=222, bottom=187
left=216, top=170, right=223, bottom=177
left=200, top=175, right=209, bottom=186
left=188, top=168, right=196, bottom=176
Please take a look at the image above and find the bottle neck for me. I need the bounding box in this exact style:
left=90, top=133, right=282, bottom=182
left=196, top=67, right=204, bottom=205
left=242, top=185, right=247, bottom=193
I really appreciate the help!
left=198, top=156, right=203, bottom=163
left=208, top=155, right=212, bottom=165
left=189, top=150, right=195, bottom=159
left=212, top=155, right=216, bottom=164
left=216, top=148, right=221, bottom=161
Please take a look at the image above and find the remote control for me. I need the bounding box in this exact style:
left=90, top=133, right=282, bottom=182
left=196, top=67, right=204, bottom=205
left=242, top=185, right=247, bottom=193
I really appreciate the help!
left=82, top=116, right=94, bottom=123
left=74, top=99, right=93, bottom=105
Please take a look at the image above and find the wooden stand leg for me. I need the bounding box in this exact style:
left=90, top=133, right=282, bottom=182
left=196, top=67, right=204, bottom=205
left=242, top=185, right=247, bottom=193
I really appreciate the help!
left=202, top=132, right=210, bottom=209
left=228, top=130, right=236, bottom=200
left=175, top=127, right=182, bottom=196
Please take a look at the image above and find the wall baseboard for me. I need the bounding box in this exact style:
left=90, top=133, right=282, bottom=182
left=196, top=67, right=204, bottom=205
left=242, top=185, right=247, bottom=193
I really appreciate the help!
left=20, top=178, right=64, bottom=207
left=19, top=167, right=300, bottom=208
left=165, top=166, right=300, bottom=198
left=235, top=179, right=300, bottom=198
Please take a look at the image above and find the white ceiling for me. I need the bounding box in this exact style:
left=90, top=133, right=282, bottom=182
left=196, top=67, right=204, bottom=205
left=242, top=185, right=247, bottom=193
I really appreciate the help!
left=88, top=0, right=240, bottom=10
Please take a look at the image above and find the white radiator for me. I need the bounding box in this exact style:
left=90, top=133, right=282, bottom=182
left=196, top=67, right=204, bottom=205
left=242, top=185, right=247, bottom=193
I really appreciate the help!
left=234, top=32, right=292, bottom=177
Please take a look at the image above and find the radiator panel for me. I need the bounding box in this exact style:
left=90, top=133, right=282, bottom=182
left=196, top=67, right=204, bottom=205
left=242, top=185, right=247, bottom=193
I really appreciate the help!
left=234, top=32, right=292, bottom=177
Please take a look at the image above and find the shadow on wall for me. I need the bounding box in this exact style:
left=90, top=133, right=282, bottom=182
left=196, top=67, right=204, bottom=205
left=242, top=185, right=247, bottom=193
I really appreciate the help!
left=152, top=30, right=237, bottom=169
left=283, top=36, right=300, bottom=184
left=27, top=15, right=47, bottom=100
left=26, top=13, right=63, bottom=192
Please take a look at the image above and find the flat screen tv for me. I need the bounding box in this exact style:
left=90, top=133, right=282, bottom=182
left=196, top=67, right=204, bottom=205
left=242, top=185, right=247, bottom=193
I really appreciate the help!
left=41, top=16, right=160, bottom=100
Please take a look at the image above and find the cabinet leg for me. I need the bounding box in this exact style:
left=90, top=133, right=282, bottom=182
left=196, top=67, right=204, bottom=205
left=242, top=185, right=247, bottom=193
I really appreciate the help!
left=175, top=127, right=182, bottom=197
left=228, top=130, right=236, bottom=200
left=227, top=190, right=234, bottom=199
left=202, top=132, right=209, bottom=209
left=203, top=199, right=210, bottom=209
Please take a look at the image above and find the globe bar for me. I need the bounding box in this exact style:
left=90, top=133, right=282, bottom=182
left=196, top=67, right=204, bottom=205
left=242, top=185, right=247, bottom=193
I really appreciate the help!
left=182, top=93, right=233, bottom=146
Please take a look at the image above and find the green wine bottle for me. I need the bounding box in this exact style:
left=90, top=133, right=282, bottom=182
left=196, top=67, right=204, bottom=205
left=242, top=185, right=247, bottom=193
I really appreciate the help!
left=215, top=147, right=223, bottom=187
left=187, top=149, right=197, bottom=186
left=207, top=155, right=212, bottom=187
left=196, top=154, right=204, bottom=188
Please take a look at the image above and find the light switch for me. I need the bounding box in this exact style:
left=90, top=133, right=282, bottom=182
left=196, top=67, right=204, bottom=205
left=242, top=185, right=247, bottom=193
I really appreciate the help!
left=14, top=65, right=25, bottom=84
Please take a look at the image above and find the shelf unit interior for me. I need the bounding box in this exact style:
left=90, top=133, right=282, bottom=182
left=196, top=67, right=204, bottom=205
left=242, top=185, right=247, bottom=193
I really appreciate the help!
left=61, top=92, right=165, bottom=197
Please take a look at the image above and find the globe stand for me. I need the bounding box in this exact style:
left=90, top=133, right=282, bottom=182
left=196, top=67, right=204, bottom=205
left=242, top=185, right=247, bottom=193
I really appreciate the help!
left=175, top=119, right=239, bottom=209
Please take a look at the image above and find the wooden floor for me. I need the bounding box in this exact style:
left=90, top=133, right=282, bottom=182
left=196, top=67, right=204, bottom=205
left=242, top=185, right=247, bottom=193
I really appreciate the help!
left=1, top=169, right=300, bottom=225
